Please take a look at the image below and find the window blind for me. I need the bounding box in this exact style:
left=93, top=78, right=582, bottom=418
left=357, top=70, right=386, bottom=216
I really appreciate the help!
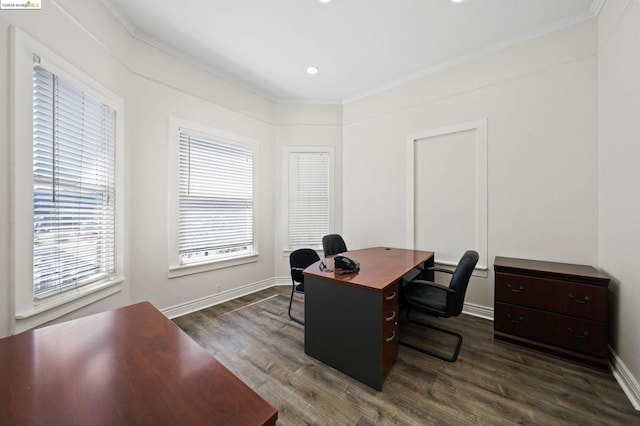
left=32, top=65, right=117, bottom=299
left=178, top=130, right=254, bottom=264
left=288, top=152, right=330, bottom=248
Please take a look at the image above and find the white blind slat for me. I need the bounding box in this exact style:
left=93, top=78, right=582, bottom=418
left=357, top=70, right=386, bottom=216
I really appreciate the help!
left=178, top=130, right=254, bottom=264
left=32, top=65, right=117, bottom=299
left=288, top=152, right=330, bottom=248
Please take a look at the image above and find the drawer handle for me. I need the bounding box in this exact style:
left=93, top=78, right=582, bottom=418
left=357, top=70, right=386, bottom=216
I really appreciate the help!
left=385, top=331, right=396, bottom=343
left=506, top=313, right=524, bottom=323
left=567, top=328, right=590, bottom=339
left=386, top=311, right=397, bottom=322
left=506, top=283, right=524, bottom=293
left=568, top=293, right=590, bottom=304
left=385, top=291, right=396, bottom=301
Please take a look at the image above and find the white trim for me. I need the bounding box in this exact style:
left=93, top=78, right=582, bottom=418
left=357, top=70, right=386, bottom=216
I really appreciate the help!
left=406, top=119, right=488, bottom=271
left=598, top=0, right=636, bottom=50
left=10, top=28, right=125, bottom=333
left=343, top=13, right=596, bottom=104
left=167, top=116, right=261, bottom=278
left=14, top=281, right=125, bottom=333
left=168, top=254, right=259, bottom=278
left=462, top=302, right=494, bottom=321
left=161, top=277, right=276, bottom=319
left=591, top=0, right=605, bottom=15
left=610, top=346, right=640, bottom=411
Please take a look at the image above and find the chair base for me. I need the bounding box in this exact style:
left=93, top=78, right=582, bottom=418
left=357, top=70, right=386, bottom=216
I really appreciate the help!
left=399, top=313, right=462, bottom=362
left=288, top=289, right=304, bottom=325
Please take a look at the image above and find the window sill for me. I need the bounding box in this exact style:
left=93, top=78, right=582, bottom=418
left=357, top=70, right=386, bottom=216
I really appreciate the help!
left=14, top=278, right=125, bottom=333
left=282, top=247, right=323, bottom=257
left=168, top=253, right=259, bottom=278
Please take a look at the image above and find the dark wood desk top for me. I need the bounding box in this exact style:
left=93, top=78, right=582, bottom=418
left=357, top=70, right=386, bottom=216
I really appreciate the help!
left=0, top=301, right=277, bottom=426
left=304, top=247, right=434, bottom=291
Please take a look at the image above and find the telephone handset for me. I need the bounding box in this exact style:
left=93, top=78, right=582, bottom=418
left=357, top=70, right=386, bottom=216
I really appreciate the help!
left=334, top=255, right=360, bottom=273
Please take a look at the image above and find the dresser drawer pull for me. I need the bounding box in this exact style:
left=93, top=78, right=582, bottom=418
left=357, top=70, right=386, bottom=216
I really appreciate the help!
left=506, top=313, right=524, bottom=323
left=385, top=331, right=396, bottom=343
left=385, top=291, right=396, bottom=301
left=386, top=311, right=397, bottom=322
left=506, top=284, right=524, bottom=293
left=568, top=328, right=590, bottom=339
left=568, top=293, right=590, bottom=304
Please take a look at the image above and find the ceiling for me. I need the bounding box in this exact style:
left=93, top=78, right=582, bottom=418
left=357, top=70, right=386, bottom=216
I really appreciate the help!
left=101, top=0, right=597, bottom=104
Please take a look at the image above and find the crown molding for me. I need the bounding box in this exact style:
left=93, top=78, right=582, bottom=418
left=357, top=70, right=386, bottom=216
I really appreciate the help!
left=591, top=0, right=605, bottom=15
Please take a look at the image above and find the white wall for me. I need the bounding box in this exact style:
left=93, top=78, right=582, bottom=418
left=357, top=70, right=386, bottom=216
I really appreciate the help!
left=0, top=17, right=11, bottom=336
left=126, top=74, right=276, bottom=309
left=274, top=103, right=343, bottom=280
left=0, top=0, right=278, bottom=335
left=342, top=20, right=599, bottom=309
left=598, top=0, right=640, bottom=403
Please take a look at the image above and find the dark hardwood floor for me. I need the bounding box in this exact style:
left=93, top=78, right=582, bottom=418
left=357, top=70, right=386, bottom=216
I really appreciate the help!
left=173, top=287, right=640, bottom=425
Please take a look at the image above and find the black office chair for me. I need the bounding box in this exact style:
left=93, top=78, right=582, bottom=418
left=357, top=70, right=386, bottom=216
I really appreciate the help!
left=322, top=234, right=347, bottom=257
left=289, top=248, right=321, bottom=325
left=400, top=250, right=479, bottom=362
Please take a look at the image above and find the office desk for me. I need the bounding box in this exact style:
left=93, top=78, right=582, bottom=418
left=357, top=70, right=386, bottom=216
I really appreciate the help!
left=303, top=247, right=434, bottom=390
left=0, top=301, right=277, bottom=426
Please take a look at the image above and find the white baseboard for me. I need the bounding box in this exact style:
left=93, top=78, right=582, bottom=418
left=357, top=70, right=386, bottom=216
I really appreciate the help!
left=610, top=346, right=640, bottom=410
left=161, top=278, right=277, bottom=319
left=462, top=302, right=494, bottom=321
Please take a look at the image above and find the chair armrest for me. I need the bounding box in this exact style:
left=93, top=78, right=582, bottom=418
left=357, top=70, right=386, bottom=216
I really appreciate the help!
left=410, top=280, right=456, bottom=294
left=427, top=267, right=454, bottom=275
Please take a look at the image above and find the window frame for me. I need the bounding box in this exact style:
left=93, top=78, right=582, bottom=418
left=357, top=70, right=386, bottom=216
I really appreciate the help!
left=168, top=117, right=260, bottom=278
left=11, top=28, right=125, bottom=333
left=282, top=146, right=334, bottom=252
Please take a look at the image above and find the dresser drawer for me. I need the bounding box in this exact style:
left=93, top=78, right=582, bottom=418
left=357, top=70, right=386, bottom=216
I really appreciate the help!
left=563, top=283, right=608, bottom=322
left=495, top=273, right=563, bottom=312
left=495, top=302, right=607, bottom=357
left=495, top=302, right=552, bottom=343
left=562, top=315, right=607, bottom=357
left=496, top=273, right=608, bottom=322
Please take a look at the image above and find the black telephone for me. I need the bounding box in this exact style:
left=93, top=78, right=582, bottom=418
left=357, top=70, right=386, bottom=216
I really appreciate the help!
left=334, top=255, right=360, bottom=273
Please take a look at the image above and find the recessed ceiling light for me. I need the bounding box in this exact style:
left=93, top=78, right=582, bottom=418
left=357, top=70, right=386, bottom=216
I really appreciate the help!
left=306, top=66, right=319, bottom=75
left=318, top=0, right=332, bottom=3
left=451, top=0, right=464, bottom=3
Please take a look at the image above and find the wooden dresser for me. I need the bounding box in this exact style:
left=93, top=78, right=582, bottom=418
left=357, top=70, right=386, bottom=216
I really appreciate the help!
left=493, top=256, right=610, bottom=370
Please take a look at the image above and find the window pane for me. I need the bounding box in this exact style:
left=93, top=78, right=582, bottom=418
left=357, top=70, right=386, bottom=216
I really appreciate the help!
left=178, top=131, right=254, bottom=264
left=33, top=65, right=116, bottom=298
left=288, top=152, right=330, bottom=248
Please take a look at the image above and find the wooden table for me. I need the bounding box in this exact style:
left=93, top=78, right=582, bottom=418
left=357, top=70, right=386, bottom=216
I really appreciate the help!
left=303, top=247, right=434, bottom=390
left=0, top=301, right=278, bottom=425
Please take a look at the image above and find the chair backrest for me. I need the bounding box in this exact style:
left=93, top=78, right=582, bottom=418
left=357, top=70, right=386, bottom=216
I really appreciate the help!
left=322, top=234, right=347, bottom=257
left=290, top=248, right=321, bottom=284
left=447, top=250, right=479, bottom=316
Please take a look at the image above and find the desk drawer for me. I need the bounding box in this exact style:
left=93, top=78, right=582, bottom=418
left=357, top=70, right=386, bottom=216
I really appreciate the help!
left=382, top=283, right=399, bottom=377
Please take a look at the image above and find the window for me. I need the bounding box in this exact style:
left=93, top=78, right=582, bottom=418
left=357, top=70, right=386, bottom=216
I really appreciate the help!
left=32, top=64, right=117, bottom=299
left=177, top=128, right=255, bottom=265
left=12, top=29, right=124, bottom=331
left=286, top=149, right=333, bottom=250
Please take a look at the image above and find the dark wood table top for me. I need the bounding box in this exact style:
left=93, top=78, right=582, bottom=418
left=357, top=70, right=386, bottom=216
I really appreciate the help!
left=0, top=301, right=277, bottom=426
left=304, top=247, right=434, bottom=291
